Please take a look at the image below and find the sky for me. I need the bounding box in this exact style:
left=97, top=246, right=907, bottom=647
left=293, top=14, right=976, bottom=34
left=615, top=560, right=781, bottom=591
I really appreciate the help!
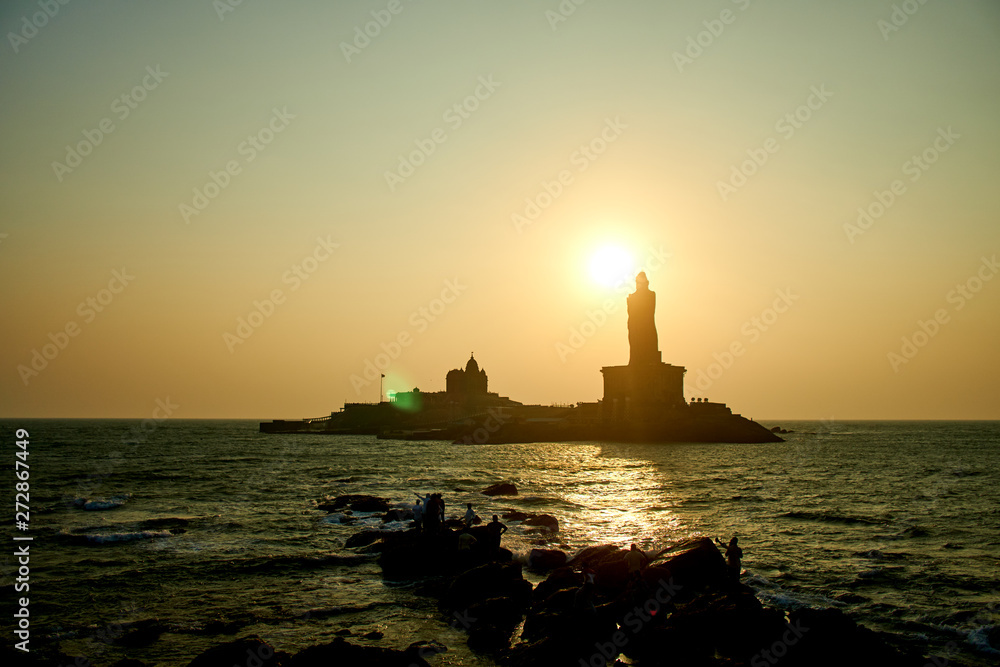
left=1, top=0, right=999, bottom=420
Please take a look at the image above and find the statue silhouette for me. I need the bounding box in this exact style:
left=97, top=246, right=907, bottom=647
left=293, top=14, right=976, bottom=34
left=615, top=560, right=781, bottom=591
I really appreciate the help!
left=627, top=272, right=659, bottom=365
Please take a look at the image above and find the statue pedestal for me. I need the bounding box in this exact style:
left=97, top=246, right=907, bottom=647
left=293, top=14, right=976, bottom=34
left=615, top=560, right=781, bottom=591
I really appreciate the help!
left=601, top=362, right=686, bottom=423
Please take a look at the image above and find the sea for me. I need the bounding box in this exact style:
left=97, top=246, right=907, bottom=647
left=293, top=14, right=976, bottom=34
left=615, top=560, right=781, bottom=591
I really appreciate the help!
left=5, top=419, right=999, bottom=666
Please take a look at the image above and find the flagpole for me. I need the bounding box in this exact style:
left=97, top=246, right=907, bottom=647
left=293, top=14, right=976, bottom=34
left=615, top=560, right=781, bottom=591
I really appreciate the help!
left=380, top=374, right=384, bottom=404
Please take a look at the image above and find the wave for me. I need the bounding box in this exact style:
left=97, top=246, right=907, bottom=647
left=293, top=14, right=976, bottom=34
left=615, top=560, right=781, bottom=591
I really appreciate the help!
left=73, top=493, right=132, bottom=511
left=218, top=552, right=375, bottom=576
left=81, top=530, right=172, bottom=544
left=779, top=511, right=883, bottom=526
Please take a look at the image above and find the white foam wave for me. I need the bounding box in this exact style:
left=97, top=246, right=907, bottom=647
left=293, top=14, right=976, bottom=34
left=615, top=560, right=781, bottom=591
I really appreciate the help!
left=75, top=493, right=132, bottom=511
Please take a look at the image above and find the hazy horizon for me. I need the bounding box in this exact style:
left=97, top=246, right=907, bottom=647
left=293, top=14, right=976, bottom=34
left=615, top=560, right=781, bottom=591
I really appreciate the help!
left=3, top=0, right=999, bottom=420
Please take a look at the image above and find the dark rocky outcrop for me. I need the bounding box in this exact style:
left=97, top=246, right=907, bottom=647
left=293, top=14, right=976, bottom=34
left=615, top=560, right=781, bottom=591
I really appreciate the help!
left=285, top=637, right=440, bottom=667
left=344, top=529, right=385, bottom=549
left=527, top=548, right=567, bottom=571
left=318, top=494, right=390, bottom=513
left=382, top=508, right=413, bottom=522
left=342, top=524, right=944, bottom=667
left=112, top=618, right=167, bottom=648
left=481, top=482, right=518, bottom=496
left=187, top=635, right=290, bottom=667
left=522, top=513, right=559, bottom=532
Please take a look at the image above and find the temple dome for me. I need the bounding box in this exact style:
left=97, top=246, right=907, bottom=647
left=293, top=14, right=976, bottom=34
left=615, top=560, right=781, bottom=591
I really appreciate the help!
left=465, top=354, right=479, bottom=373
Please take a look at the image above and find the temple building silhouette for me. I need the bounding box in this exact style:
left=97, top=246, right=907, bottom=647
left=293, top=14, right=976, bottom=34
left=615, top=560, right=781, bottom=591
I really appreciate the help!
left=261, top=273, right=781, bottom=443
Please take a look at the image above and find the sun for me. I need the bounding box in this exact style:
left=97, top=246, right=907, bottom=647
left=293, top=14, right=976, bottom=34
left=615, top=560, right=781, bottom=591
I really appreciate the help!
left=588, top=245, right=636, bottom=288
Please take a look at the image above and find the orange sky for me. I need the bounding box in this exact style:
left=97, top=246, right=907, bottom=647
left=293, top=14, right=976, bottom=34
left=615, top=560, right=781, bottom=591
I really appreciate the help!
left=2, top=0, right=999, bottom=419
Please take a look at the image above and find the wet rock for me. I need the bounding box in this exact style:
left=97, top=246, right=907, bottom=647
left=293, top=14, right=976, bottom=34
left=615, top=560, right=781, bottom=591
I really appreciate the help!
left=653, top=587, right=786, bottom=662
left=319, top=494, right=390, bottom=513
left=335, top=628, right=353, bottom=636
left=528, top=548, right=567, bottom=571
left=345, top=530, right=385, bottom=548
left=510, top=605, right=618, bottom=666
left=501, top=510, right=530, bottom=521
left=187, top=635, right=288, bottom=667
left=523, top=514, right=559, bottom=532
left=113, top=618, right=166, bottom=648
left=465, top=596, right=525, bottom=652
left=383, top=508, right=412, bottom=522
left=407, top=639, right=447, bottom=658
left=363, top=630, right=384, bottom=640
left=481, top=482, right=518, bottom=496
left=532, top=565, right=584, bottom=602
left=444, top=560, right=532, bottom=611
left=286, top=636, right=433, bottom=667
left=646, top=537, right=726, bottom=591
left=568, top=543, right=624, bottom=567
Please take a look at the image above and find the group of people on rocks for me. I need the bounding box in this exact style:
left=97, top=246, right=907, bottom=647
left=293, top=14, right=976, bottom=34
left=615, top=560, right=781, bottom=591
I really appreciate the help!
left=411, top=493, right=509, bottom=556
left=412, top=493, right=445, bottom=533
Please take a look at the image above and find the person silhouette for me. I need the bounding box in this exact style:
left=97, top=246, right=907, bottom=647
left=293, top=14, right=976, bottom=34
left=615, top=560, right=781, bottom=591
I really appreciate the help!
left=463, top=502, right=476, bottom=528
left=414, top=493, right=431, bottom=532
left=422, top=494, right=441, bottom=534
left=625, top=543, right=649, bottom=581
left=716, top=536, right=743, bottom=582
left=486, top=515, right=508, bottom=555
left=457, top=527, right=477, bottom=552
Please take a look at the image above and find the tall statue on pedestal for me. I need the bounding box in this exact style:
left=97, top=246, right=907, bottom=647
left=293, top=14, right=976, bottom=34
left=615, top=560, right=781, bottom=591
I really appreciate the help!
left=627, top=271, right=660, bottom=365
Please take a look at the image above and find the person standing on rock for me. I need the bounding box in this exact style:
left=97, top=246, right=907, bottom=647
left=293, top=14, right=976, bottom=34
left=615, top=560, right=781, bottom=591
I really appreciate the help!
left=421, top=494, right=439, bottom=534
left=463, top=503, right=476, bottom=528
left=716, top=536, right=743, bottom=582
left=486, top=515, right=508, bottom=555
left=412, top=495, right=425, bottom=533
left=625, top=543, right=650, bottom=581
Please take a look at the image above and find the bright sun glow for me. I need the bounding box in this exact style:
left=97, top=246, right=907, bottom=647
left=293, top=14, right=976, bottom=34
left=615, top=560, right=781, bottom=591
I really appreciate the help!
left=589, top=245, right=636, bottom=287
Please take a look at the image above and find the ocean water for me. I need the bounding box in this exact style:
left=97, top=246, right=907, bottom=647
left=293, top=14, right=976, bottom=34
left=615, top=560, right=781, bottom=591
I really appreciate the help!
left=6, top=419, right=999, bottom=666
